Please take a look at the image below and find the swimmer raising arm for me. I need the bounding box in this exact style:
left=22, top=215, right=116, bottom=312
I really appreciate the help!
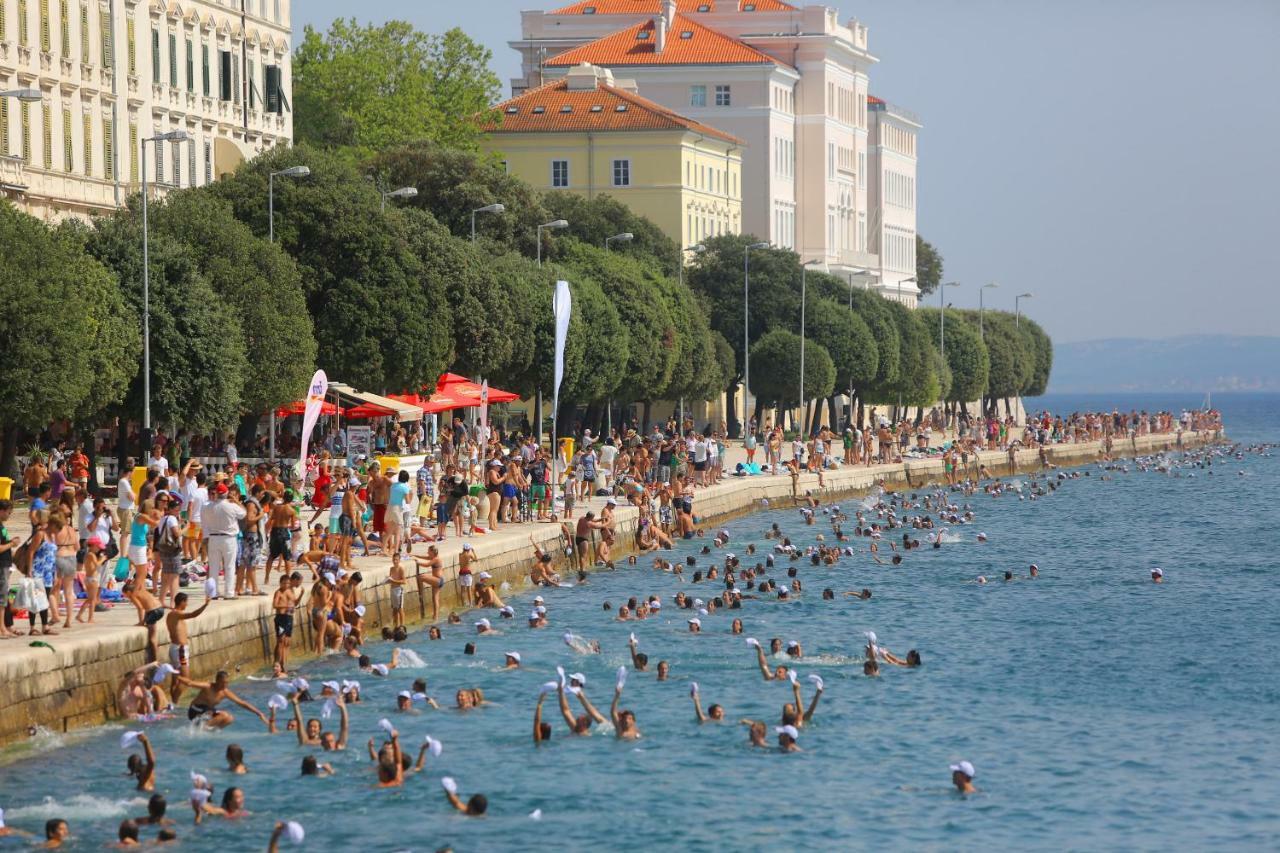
left=557, top=684, right=592, bottom=735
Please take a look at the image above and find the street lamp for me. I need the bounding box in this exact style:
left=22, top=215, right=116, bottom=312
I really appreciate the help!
left=380, top=185, right=417, bottom=213
left=268, top=165, right=310, bottom=244
left=0, top=89, right=42, bottom=102
left=604, top=232, right=633, bottom=250
left=939, top=280, right=960, bottom=361
left=677, top=243, right=704, bottom=289
left=979, top=281, right=999, bottom=340
left=140, top=129, right=191, bottom=447
left=799, top=259, right=821, bottom=436
left=1015, top=292, right=1033, bottom=327
left=844, top=268, right=876, bottom=430
left=536, top=219, right=569, bottom=267
left=742, top=241, right=770, bottom=437
left=471, top=202, right=505, bottom=241
left=897, top=276, right=917, bottom=306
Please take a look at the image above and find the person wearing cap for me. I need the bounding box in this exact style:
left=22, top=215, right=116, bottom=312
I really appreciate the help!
left=687, top=617, right=702, bottom=634
left=202, top=483, right=245, bottom=600
left=475, top=573, right=505, bottom=609
left=1151, top=567, right=1164, bottom=583
left=776, top=724, right=801, bottom=752
left=950, top=760, right=977, bottom=793
left=528, top=535, right=562, bottom=587
left=503, top=651, right=521, bottom=669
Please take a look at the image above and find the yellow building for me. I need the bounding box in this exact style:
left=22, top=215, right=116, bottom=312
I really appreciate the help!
left=481, top=62, right=742, bottom=248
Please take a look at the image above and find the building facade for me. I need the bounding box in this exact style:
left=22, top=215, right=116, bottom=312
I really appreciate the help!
left=510, top=0, right=921, bottom=305
left=481, top=62, right=742, bottom=249
left=0, top=0, right=293, bottom=222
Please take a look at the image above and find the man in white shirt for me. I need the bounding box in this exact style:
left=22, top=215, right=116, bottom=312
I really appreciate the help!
left=224, top=440, right=239, bottom=467
left=116, top=459, right=136, bottom=554
left=202, top=483, right=246, bottom=599
left=182, top=462, right=209, bottom=563
left=147, top=445, right=169, bottom=476
left=693, top=436, right=709, bottom=486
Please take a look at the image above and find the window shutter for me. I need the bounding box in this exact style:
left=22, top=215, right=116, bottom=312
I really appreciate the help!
left=129, top=121, right=138, bottom=181
left=126, top=19, right=135, bottom=75
left=100, top=9, right=111, bottom=67
left=103, top=117, right=114, bottom=179
left=219, top=50, right=232, bottom=100
left=41, top=104, right=51, bottom=168
left=152, top=29, right=160, bottom=83
left=81, top=111, right=91, bottom=175
left=265, top=65, right=281, bottom=113
left=62, top=108, right=72, bottom=171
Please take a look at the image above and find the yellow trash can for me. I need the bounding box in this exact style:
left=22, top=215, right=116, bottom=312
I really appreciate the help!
left=376, top=456, right=400, bottom=476
left=130, top=466, right=149, bottom=502
left=0, top=477, right=12, bottom=500
left=559, top=438, right=574, bottom=467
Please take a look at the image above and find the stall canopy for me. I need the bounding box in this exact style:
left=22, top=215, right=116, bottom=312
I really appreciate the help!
left=328, top=382, right=424, bottom=422
left=435, top=373, right=520, bottom=404
left=274, top=400, right=340, bottom=418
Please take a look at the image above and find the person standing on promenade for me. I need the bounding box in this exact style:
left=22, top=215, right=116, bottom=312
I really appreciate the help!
left=264, top=493, right=298, bottom=585
left=165, top=591, right=211, bottom=705
left=0, top=500, right=18, bottom=640
left=367, top=464, right=390, bottom=552
left=203, top=483, right=244, bottom=600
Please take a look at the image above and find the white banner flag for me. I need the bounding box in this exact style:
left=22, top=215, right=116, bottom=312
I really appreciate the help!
left=479, top=379, right=489, bottom=444
left=295, top=369, right=328, bottom=478
left=553, top=280, right=572, bottom=410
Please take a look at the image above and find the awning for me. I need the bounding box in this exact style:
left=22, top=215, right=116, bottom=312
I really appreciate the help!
left=274, top=400, right=340, bottom=418
left=435, top=373, right=521, bottom=404
left=328, top=382, right=423, bottom=422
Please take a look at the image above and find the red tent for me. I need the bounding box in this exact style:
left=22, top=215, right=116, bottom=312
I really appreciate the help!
left=274, top=400, right=340, bottom=418
left=419, top=390, right=471, bottom=414
left=344, top=402, right=399, bottom=419
left=435, top=373, right=520, bottom=404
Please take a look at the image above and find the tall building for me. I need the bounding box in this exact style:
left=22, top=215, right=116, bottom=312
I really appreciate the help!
left=0, top=0, right=293, bottom=222
left=481, top=62, right=743, bottom=248
left=510, top=0, right=921, bottom=305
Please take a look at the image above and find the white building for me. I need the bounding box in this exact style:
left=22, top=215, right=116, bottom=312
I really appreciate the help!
left=0, top=0, right=293, bottom=222
left=510, top=0, right=921, bottom=305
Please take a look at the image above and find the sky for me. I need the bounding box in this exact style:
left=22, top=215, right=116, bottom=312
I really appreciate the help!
left=294, top=0, right=1280, bottom=343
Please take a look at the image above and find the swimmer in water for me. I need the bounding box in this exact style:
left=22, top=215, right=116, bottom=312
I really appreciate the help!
left=553, top=680, right=602, bottom=736
left=844, top=588, right=873, bottom=600
left=441, top=778, right=487, bottom=816
left=176, top=671, right=269, bottom=729
left=776, top=724, right=801, bottom=752
left=627, top=635, right=649, bottom=672
left=1151, top=567, right=1164, bottom=583
left=950, top=760, right=977, bottom=793
left=689, top=682, right=724, bottom=722
left=125, top=732, right=157, bottom=791
left=611, top=679, right=641, bottom=739
left=225, top=744, right=248, bottom=774
left=291, top=692, right=348, bottom=750
left=880, top=648, right=922, bottom=667
left=748, top=639, right=790, bottom=681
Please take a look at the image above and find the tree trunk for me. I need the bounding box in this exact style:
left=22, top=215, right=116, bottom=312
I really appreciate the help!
left=827, top=396, right=839, bottom=432
left=726, top=384, right=740, bottom=438
left=0, top=424, right=18, bottom=479
left=641, top=400, right=652, bottom=434
left=235, top=413, right=259, bottom=452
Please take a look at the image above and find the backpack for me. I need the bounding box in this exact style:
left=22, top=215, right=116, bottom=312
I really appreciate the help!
left=156, top=516, right=182, bottom=556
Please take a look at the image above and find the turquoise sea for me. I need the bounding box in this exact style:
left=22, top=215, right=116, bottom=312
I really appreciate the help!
left=2, top=393, right=1277, bottom=851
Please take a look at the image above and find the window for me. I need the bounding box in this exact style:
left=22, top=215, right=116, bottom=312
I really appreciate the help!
left=202, top=43, right=210, bottom=95
left=188, top=139, right=195, bottom=186
left=203, top=140, right=211, bottom=184
left=265, top=64, right=282, bottom=113
left=714, top=85, right=731, bottom=106
left=103, top=118, right=113, bottom=179
left=551, top=159, right=568, bottom=188
left=39, top=0, right=49, bottom=52
left=20, top=103, right=30, bottom=162
left=689, top=85, right=706, bottom=107
left=635, top=30, right=649, bottom=39
left=171, top=140, right=180, bottom=186
left=857, top=151, right=865, bottom=189
left=80, top=111, right=90, bottom=175
left=219, top=50, right=232, bottom=100
left=168, top=33, right=177, bottom=86
left=152, top=29, right=160, bottom=83
left=154, top=139, right=163, bottom=183
left=185, top=38, right=193, bottom=90
left=248, top=58, right=256, bottom=108
left=17, top=0, right=28, bottom=47
left=63, top=108, right=72, bottom=171
left=612, top=159, right=630, bottom=187
left=828, top=142, right=835, bottom=179
left=41, top=104, right=51, bottom=168
left=78, top=4, right=87, bottom=60
left=129, top=122, right=138, bottom=181
left=59, top=1, right=69, bottom=55
left=100, top=9, right=110, bottom=67
left=126, top=20, right=135, bottom=75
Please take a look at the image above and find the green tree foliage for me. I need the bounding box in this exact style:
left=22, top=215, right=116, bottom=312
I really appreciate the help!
left=559, top=277, right=628, bottom=405
left=370, top=144, right=550, bottom=256
left=142, top=190, right=315, bottom=414
left=915, top=235, right=943, bottom=297
left=0, top=205, right=139, bottom=442
left=918, top=307, right=989, bottom=403
left=1019, top=317, right=1054, bottom=396
left=559, top=240, right=676, bottom=404
left=971, top=311, right=1034, bottom=401
left=212, top=145, right=451, bottom=393
left=86, top=217, right=246, bottom=432
left=542, top=192, right=679, bottom=276
left=804, top=295, right=879, bottom=394
left=868, top=301, right=938, bottom=407
left=293, top=21, right=500, bottom=155
left=748, top=329, right=835, bottom=409
left=687, top=235, right=800, bottom=386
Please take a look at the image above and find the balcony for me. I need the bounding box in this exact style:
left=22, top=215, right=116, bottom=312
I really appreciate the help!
left=836, top=249, right=879, bottom=271
left=0, top=156, right=29, bottom=193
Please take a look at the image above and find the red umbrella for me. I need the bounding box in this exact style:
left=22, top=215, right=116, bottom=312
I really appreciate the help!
left=344, top=402, right=399, bottom=419
left=435, top=373, right=520, bottom=404
left=274, top=400, right=339, bottom=418
left=419, top=390, right=471, bottom=414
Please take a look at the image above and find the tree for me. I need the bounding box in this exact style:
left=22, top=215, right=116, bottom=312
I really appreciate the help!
left=918, top=307, right=989, bottom=403
left=804, top=296, right=878, bottom=395
left=86, top=216, right=247, bottom=433
left=916, top=235, right=943, bottom=297
left=212, top=145, right=452, bottom=393
left=971, top=311, right=1034, bottom=405
left=559, top=276, right=628, bottom=407
left=1019, top=317, right=1054, bottom=397
left=293, top=21, right=500, bottom=155
left=144, top=190, right=315, bottom=415
left=0, top=205, right=140, bottom=474
left=874, top=301, right=940, bottom=408
left=371, top=144, right=551, bottom=257
left=748, top=329, right=835, bottom=412
left=542, top=192, right=679, bottom=277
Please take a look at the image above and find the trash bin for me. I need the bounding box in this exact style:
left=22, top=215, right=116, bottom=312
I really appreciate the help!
left=130, top=466, right=149, bottom=501
left=0, top=477, right=12, bottom=500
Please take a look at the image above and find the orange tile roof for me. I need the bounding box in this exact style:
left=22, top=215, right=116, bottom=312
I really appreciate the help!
left=867, top=95, right=885, bottom=105
left=550, top=0, right=795, bottom=14
left=482, top=78, right=743, bottom=145
left=545, top=14, right=783, bottom=68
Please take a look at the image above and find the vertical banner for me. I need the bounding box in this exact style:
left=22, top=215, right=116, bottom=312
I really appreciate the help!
left=551, top=280, right=572, bottom=486
left=479, top=380, right=490, bottom=444
left=295, top=369, right=328, bottom=479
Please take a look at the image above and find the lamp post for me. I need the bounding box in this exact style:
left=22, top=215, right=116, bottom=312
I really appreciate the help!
left=535, top=219, right=570, bottom=441
left=799, top=259, right=821, bottom=436
left=380, top=185, right=417, bottom=213
left=894, top=277, right=917, bottom=418
left=604, top=232, right=633, bottom=250
left=939, top=280, right=960, bottom=361
left=677, top=243, right=703, bottom=289
left=1015, top=292, right=1033, bottom=327
left=844, top=268, right=875, bottom=430
left=742, top=241, right=770, bottom=438
left=470, top=202, right=505, bottom=241
left=140, top=129, right=191, bottom=448
left=979, top=282, right=999, bottom=340
left=266, top=165, right=311, bottom=459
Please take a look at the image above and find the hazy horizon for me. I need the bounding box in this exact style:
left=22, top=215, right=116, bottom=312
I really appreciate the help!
left=294, top=0, right=1280, bottom=345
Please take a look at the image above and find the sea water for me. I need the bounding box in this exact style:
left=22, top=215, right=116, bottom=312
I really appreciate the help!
left=1, top=393, right=1277, bottom=851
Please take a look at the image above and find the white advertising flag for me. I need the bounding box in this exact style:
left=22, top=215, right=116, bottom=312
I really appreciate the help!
left=295, top=369, right=328, bottom=478
left=553, top=280, right=572, bottom=409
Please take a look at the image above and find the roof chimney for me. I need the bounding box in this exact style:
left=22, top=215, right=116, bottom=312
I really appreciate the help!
left=655, top=16, right=667, bottom=54
left=567, top=62, right=604, bottom=90
left=662, top=0, right=677, bottom=25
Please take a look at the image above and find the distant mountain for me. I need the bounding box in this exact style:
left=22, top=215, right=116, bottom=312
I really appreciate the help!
left=1048, top=335, right=1280, bottom=393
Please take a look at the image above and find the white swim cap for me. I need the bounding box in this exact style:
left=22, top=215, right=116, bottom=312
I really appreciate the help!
left=950, top=760, right=976, bottom=779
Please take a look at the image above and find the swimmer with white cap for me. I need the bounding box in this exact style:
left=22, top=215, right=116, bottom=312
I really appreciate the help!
left=1151, top=567, right=1163, bottom=583
left=775, top=724, right=801, bottom=752
left=504, top=651, right=522, bottom=669
left=950, top=760, right=977, bottom=793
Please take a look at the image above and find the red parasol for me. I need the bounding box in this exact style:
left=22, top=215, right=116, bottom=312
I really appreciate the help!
left=344, top=402, right=399, bottom=419
left=274, top=400, right=340, bottom=418
left=435, top=373, right=520, bottom=404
